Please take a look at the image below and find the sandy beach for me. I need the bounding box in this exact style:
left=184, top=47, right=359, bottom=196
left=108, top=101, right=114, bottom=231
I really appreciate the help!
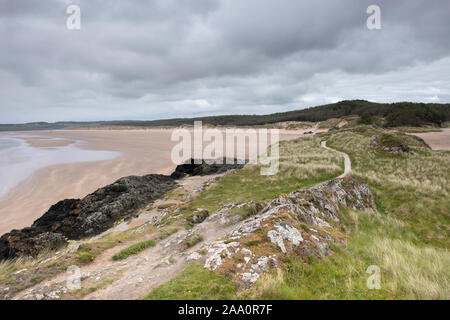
left=409, top=128, right=450, bottom=150
left=0, top=128, right=308, bottom=235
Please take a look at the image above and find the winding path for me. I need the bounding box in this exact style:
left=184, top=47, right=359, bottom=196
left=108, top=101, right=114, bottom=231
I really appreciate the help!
left=321, top=141, right=351, bottom=178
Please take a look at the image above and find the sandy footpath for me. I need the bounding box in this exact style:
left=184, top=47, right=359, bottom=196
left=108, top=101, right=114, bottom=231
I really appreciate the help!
left=0, top=128, right=309, bottom=235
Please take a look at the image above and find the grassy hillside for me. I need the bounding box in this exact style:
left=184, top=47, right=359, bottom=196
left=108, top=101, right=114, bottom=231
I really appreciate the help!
left=146, top=127, right=449, bottom=299
left=242, top=127, right=449, bottom=299
left=2, top=100, right=449, bottom=131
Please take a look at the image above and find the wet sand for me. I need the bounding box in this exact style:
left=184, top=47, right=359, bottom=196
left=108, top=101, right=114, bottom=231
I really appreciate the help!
left=25, top=137, right=76, bottom=148
left=0, top=128, right=308, bottom=234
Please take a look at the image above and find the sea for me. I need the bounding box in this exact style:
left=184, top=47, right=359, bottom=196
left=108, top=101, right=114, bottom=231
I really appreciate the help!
left=0, top=135, right=120, bottom=198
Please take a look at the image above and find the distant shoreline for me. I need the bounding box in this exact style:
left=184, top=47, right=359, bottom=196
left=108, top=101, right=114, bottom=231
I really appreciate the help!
left=1, top=100, right=449, bottom=132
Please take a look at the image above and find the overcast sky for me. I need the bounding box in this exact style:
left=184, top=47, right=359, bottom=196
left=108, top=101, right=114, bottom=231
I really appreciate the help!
left=0, top=0, right=449, bottom=123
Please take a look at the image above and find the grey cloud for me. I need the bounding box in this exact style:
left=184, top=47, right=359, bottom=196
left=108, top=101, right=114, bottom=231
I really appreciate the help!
left=0, top=0, right=449, bottom=123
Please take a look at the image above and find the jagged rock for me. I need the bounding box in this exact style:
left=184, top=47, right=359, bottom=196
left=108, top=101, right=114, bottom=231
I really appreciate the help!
left=150, top=210, right=169, bottom=227
left=239, top=272, right=260, bottom=284
left=132, top=221, right=152, bottom=234
left=187, top=251, right=202, bottom=261
left=203, top=203, right=241, bottom=225
left=38, top=174, right=177, bottom=239
left=175, top=232, right=203, bottom=252
left=249, top=255, right=278, bottom=273
left=0, top=230, right=67, bottom=260
left=1, top=157, right=246, bottom=261
left=0, top=174, right=177, bottom=261
left=170, top=158, right=246, bottom=179
left=204, top=241, right=240, bottom=270
left=200, top=177, right=376, bottom=287
left=267, top=223, right=303, bottom=253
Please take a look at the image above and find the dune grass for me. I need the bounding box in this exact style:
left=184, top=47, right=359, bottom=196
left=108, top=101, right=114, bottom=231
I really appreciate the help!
left=144, top=264, right=237, bottom=300
left=325, top=128, right=449, bottom=299
left=112, top=239, right=156, bottom=261
left=326, top=127, right=449, bottom=248
left=243, top=209, right=449, bottom=300
left=181, top=136, right=343, bottom=223
left=242, top=127, right=449, bottom=299
left=0, top=249, right=55, bottom=284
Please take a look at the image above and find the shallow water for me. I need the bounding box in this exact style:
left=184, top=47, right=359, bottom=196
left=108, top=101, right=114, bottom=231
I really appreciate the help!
left=0, top=135, right=120, bottom=198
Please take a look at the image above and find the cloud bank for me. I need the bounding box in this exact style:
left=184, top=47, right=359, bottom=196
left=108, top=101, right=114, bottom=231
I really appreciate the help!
left=0, top=0, right=449, bottom=122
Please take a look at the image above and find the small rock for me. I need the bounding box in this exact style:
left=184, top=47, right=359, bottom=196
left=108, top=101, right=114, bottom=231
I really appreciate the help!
left=240, top=272, right=260, bottom=284
left=192, top=208, right=209, bottom=224
left=15, top=268, right=27, bottom=274
left=267, top=223, right=303, bottom=253
left=187, top=251, right=201, bottom=261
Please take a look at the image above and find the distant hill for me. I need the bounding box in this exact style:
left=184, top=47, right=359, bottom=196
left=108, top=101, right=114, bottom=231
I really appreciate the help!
left=1, top=100, right=449, bottom=131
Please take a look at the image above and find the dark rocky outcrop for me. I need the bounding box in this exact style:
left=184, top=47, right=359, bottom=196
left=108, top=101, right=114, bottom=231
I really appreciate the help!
left=0, top=174, right=177, bottom=261
left=33, top=175, right=177, bottom=239
left=0, top=158, right=248, bottom=261
left=170, top=158, right=246, bottom=179
left=0, top=230, right=67, bottom=259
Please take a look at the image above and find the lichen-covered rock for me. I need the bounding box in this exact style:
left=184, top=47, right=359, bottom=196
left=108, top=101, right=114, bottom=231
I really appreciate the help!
left=187, top=251, right=202, bottom=261
left=240, top=272, right=260, bottom=284
left=204, top=241, right=240, bottom=270
left=200, top=176, right=376, bottom=288
left=267, top=223, right=303, bottom=253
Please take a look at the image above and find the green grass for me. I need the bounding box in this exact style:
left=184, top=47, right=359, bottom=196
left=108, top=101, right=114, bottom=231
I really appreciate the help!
left=242, top=127, right=448, bottom=299
left=229, top=201, right=266, bottom=220
left=158, top=228, right=179, bottom=240
left=241, top=249, right=390, bottom=300
left=185, top=234, right=203, bottom=248
left=243, top=208, right=449, bottom=299
left=319, top=128, right=449, bottom=299
left=181, top=136, right=343, bottom=224
left=112, top=240, right=156, bottom=261
left=144, top=264, right=237, bottom=300
left=326, top=127, right=449, bottom=248
left=75, top=241, right=116, bottom=265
